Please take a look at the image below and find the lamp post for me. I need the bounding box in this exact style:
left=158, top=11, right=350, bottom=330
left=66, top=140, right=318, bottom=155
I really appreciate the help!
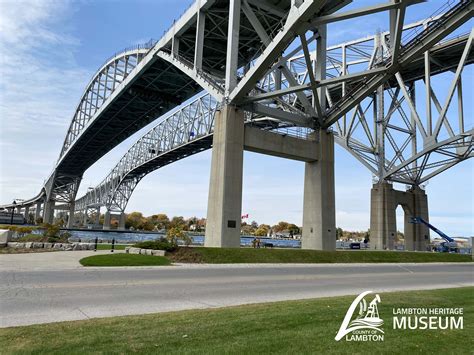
left=10, top=200, right=17, bottom=225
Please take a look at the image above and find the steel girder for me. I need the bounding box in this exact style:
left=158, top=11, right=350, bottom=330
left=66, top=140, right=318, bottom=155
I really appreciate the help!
left=73, top=89, right=313, bottom=213
left=3, top=0, right=473, bottom=212
left=74, top=93, right=219, bottom=212
left=71, top=11, right=473, bottom=212
left=60, top=45, right=154, bottom=158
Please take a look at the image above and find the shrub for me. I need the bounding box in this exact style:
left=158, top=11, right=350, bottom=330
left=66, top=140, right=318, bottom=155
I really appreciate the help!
left=167, top=226, right=192, bottom=247
left=133, top=238, right=177, bottom=252
left=15, top=226, right=34, bottom=238
left=39, top=223, right=69, bottom=243
left=18, top=234, right=46, bottom=242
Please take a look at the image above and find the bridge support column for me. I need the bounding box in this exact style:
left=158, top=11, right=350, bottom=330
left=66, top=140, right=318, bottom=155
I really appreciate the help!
left=403, top=187, right=429, bottom=251
left=24, top=206, right=30, bottom=223
left=35, top=202, right=42, bottom=223
left=370, top=182, right=397, bottom=250
left=95, top=208, right=101, bottom=226
left=67, top=203, right=75, bottom=229
left=103, top=211, right=111, bottom=230
left=118, top=213, right=126, bottom=230
left=370, top=183, right=429, bottom=251
left=302, top=130, right=336, bottom=250
left=83, top=209, right=88, bottom=226
left=205, top=105, right=244, bottom=248
left=42, top=200, right=55, bottom=224
left=16, top=206, right=22, bottom=215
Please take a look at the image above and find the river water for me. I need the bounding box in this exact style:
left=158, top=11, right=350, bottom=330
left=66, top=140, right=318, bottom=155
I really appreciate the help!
left=67, top=230, right=301, bottom=248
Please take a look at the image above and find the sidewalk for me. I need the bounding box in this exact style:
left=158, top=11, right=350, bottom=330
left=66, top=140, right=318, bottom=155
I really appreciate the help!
left=0, top=250, right=122, bottom=271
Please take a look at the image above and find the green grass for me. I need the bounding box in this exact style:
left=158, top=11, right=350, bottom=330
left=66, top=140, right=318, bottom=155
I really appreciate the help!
left=1, top=287, right=472, bottom=354
left=95, top=243, right=128, bottom=250
left=79, top=248, right=472, bottom=267
left=174, top=247, right=472, bottom=264
left=79, top=253, right=171, bottom=266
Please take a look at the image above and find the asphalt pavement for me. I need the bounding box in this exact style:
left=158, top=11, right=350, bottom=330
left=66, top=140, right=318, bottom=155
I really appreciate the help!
left=0, top=251, right=472, bottom=327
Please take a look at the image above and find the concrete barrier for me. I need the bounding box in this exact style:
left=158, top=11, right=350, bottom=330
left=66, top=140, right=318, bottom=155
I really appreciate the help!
left=5, top=241, right=94, bottom=251
left=125, top=247, right=166, bottom=256
left=0, top=229, right=13, bottom=247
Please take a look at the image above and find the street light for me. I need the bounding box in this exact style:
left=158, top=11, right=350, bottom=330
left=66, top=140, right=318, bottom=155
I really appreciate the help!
left=10, top=200, right=17, bottom=225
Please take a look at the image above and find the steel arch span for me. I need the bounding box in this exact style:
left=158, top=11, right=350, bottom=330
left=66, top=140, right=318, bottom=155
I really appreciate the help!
left=72, top=17, right=474, bottom=217
left=2, top=0, right=473, bottom=232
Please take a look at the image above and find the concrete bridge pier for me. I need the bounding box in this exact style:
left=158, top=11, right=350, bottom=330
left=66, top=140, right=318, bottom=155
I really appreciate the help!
left=103, top=211, right=111, bottom=230
left=301, top=130, right=336, bottom=250
left=403, top=186, right=429, bottom=251
left=118, top=213, right=126, bottom=230
left=67, top=203, right=75, bottom=229
left=94, top=208, right=101, bottom=226
left=370, top=182, right=429, bottom=251
left=23, top=206, right=30, bottom=223
left=205, top=105, right=244, bottom=248
left=83, top=209, right=88, bottom=226
left=42, top=200, right=55, bottom=224
left=204, top=104, right=332, bottom=249
left=34, top=202, right=42, bottom=223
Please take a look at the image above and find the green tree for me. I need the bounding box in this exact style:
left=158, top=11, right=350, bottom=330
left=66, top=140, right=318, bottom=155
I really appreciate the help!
left=255, top=224, right=270, bottom=236
left=241, top=223, right=255, bottom=236
left=169, top=216, right=186, bottom=229
left=287, top=224, right=300, bottom=236
left=336, top=227, right=343, bottom=239
left=273, top=221, right=289, bottom=233
left=166, top=225, right=192, bottom=246
left=148, top=214, right=170, bottom=230
left=126, top=212, right=145, bottom=230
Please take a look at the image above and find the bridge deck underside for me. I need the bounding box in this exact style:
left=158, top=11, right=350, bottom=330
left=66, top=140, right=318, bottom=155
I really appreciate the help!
left=57, top=0, right=349, bottom=179
left=126, top=135, right=214, bottom=181
left=323, top=35, right=473, bottom=105
left=57, top=60, right=202, bottom=177
left=88, top=35, right=474, bottom=209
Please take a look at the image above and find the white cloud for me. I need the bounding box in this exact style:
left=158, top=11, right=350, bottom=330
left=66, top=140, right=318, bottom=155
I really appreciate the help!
left=0, top=0, right=90, bottom=201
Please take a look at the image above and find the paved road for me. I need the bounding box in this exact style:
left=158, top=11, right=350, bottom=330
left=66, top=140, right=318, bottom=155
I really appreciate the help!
left=1, top=253, right=472, bottom=328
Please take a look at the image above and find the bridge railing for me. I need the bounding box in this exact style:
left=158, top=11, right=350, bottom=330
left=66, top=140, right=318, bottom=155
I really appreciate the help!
left=324, top=0, right=470, bottom=120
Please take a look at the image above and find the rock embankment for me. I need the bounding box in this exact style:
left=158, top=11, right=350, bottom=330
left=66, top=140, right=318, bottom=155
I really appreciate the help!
left=6, top=242, right=95, bottom=251
left=125, top=247, right=166, bottom=256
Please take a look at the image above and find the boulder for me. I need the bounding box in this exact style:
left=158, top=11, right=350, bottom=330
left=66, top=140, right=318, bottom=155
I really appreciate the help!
left=140, top=248, right=148, bottom=255
left=151, top=249, right=166, bottom=256
left=43, top=243, right=53, bottom=249
left=128, top=247, right=141, bottom=254
left=32, top=242, right=44, bottom=249
left=24, top=242, right=33, bottom=249
left=125, top=247, right=131, bottom=254
left=0, top=229, right=13, bottom=247
left=16, top=243, right=25, bottom=248
left=145, top=249, right=153, bottom=256
left=53, top=243, right=62, bottom=249
left=7, top=242, right=18, bottom=248
left=62, top=243, right=73, bottom=251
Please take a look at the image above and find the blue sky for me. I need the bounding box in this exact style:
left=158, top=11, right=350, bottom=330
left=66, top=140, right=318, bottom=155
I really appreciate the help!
left=0, top=0, right=472, bottom=236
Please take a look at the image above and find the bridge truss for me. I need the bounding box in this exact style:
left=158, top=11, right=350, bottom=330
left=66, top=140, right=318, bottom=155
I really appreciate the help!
left=1, top=0, right=473, bottom=230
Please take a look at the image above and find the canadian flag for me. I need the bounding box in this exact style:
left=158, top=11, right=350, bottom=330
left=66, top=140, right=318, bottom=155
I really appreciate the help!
left=241, top=214, right=249, bottom=219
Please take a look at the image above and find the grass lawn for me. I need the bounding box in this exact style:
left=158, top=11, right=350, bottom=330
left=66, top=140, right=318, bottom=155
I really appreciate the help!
left=1, top=287, right=472, bottom=354
left=95, top=243, right=128, bottom=251
left=168, top=247, right=472, bottom=264
left=79, top=253, right=171, bottom=267
left=0, top=247, right=59, bottom=254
